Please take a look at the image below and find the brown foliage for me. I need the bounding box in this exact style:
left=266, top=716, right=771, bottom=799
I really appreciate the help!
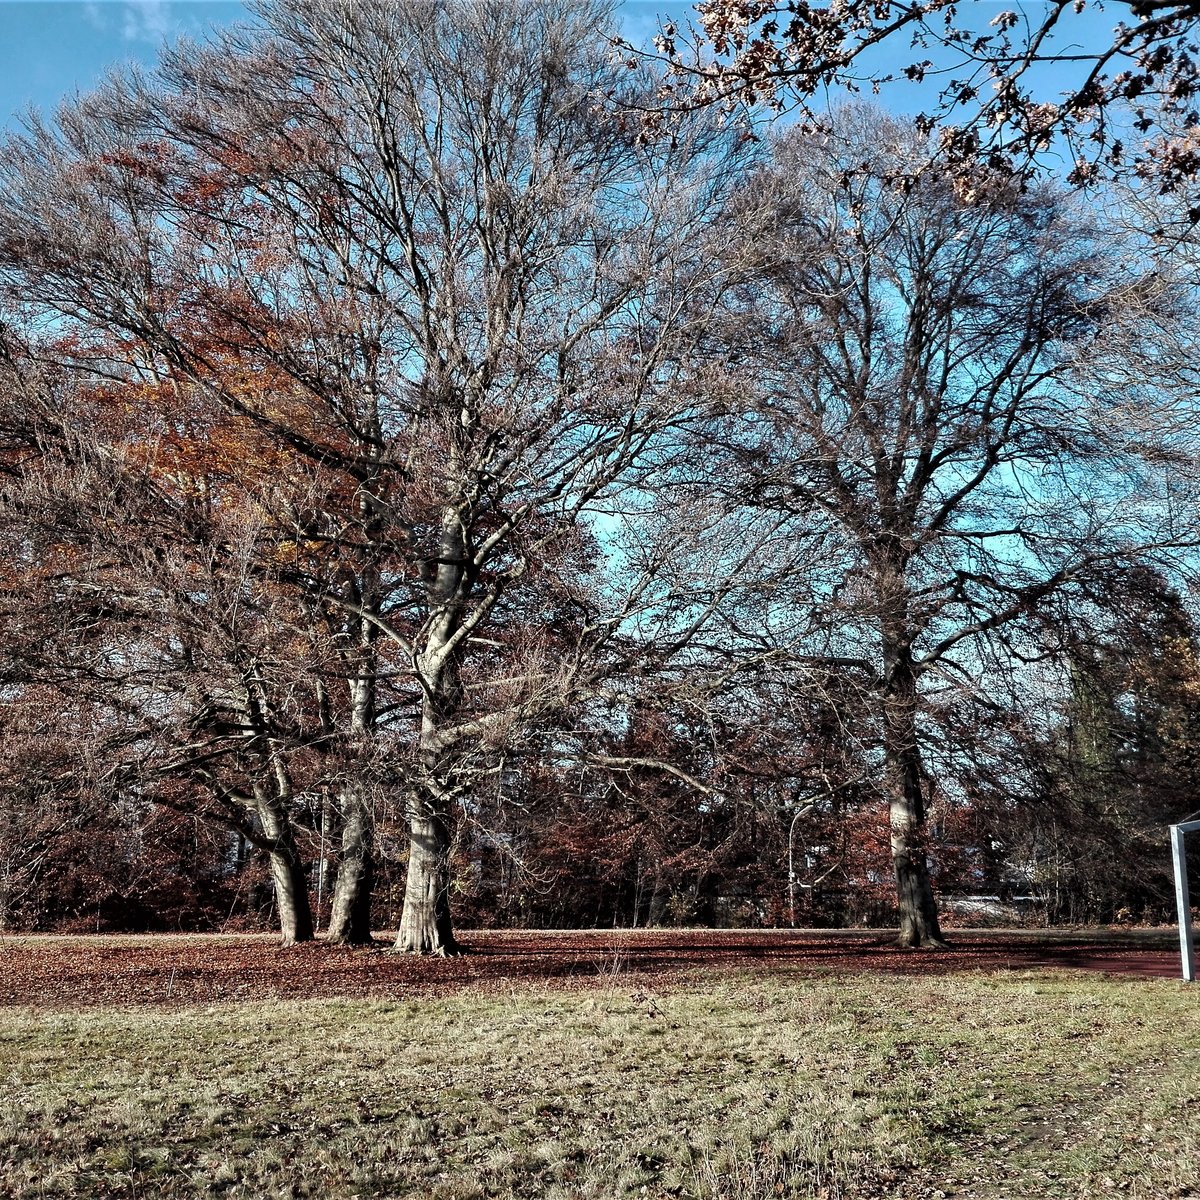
left=0, top=929, right=1177, bottom=1009
left=641, top=0, right=1200, bottom=195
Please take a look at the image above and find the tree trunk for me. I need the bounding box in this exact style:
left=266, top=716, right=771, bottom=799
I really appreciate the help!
left=326, top=785, right=375, bottom=944
left=395, top=504, right=471, bottom=954
left=881, top=635, right=947, bottom=949
left=267, top=844, right=315, bottom=946
left=889, top=788, right=944, bottom=948
left=256, top=786, right=314, bottom=946
left=326, top=560, right=381, bottom=944
left=394, top=811, right=459, bottom=955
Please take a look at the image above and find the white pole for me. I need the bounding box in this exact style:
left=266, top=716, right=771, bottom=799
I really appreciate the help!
left=787, top=804, right=815, bottom=928
left=1171, top=823, right=1195, bottom=982
left=788, top=824, right=795, bottom=928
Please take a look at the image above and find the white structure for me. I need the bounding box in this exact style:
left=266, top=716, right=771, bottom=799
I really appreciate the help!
left=1170, top=819, right=1200, bottom=982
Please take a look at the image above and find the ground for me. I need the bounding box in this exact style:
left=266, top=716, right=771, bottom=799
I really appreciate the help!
left=1, top=929, right=1197, bottom=1199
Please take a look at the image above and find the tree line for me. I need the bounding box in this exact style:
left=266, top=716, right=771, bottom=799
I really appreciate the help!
left=1, top=0, right=1198, bottom=950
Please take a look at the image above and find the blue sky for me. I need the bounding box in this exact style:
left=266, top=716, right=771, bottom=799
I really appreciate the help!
left=0, top=2, right=249, bottom=127
left=0, top=1, right=699, bottom=130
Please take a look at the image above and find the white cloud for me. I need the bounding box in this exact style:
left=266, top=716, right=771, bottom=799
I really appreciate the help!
left=82, top=2, right=109, bottom=32
left=121, top=1, right=175, bottom=45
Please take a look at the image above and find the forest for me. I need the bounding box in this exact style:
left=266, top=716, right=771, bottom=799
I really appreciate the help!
left=2, top=0, right=1200, bottom=952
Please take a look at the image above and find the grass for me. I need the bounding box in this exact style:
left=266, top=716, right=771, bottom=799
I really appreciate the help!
left=2, top=968, right=1199, bottom=1199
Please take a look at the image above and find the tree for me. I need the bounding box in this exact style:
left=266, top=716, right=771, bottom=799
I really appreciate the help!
left=0, top=0, right=760, bottom=952
left=0, top=326, right=331, bottom=943
left=643, top=1, right=1200, bottom=192
left=711, top=108, right=1196, bottom=945
left=1009, top=567, right=1200, bottom=922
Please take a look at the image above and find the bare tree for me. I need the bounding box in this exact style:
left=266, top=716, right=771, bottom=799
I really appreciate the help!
left=0, top=0, right=762, bottom=952
left=714, top=108, right=1199, bottom=946
left=0, top=321, right=330, bottom=943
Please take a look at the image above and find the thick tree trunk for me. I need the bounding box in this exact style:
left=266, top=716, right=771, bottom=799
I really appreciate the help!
left=881, top=632, right=947, bottom=949
left=889, top=787, right=945, bottom=948
left=394, top=811, right=459, bottom=955
left=324, top=558, right=381, bottom=943
left=396, top=504, right=471, bottom=954
left=256, top=787, right=314, bottom=946
left=326, top=785, right=375, bottom=944
left=267, top=844, right=315, bottom=946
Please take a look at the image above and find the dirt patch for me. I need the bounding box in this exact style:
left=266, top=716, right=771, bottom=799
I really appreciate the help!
left=0, top=927, right=1182, bottom=1009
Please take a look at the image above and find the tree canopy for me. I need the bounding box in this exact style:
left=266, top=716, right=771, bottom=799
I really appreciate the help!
left=644, top=1, right=1200, bottom=195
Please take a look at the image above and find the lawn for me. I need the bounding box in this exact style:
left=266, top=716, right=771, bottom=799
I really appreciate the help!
left=2, top=941, right=1198, bottom=1199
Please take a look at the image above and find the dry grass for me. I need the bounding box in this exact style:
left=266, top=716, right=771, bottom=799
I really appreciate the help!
left=2, top=967, right=1198, bottom=1198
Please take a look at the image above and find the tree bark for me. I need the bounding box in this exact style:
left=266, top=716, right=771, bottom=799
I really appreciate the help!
left=255, top=784, right=314, bottom=946
left=881, top=633, right=947, bottom=949
left=395, top=505, right=468, bottom=955
left=267, top=844, right=315, bottom=946
left=395, top=810, right=459, bottom=954
left=889, top=786, right=945, bottom=948
left=325, top=784, right=375, bottom=944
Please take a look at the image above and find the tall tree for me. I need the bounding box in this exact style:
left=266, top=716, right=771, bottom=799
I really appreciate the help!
left=0, top=327, right=328, bottom=943
left=0, top=0, right=756, bottom=952
left=1021, top=568, right=1200, bottom=922
left=714, top=108, right=1195, bottom=945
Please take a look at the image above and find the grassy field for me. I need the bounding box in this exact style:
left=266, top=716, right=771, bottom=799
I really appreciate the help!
left=2, top=965, right=1199, bottom=1199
